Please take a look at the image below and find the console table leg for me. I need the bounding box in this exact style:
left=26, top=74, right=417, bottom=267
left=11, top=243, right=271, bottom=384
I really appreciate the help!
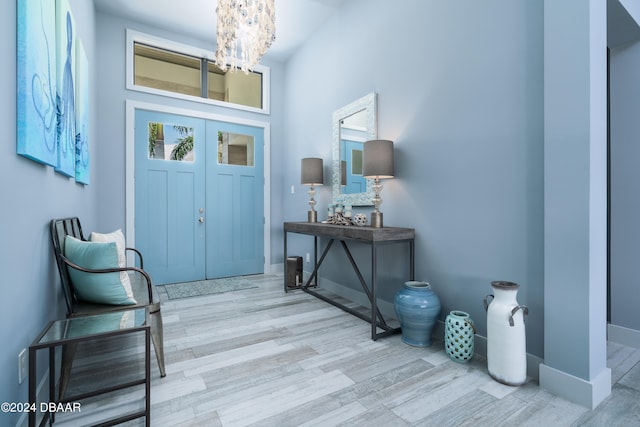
left=283, top=232, right=288, bottom=292
left=371, top=243, right=378, bottom=340
left=410, top=240, right=415, bottom=280
left=314, top=236, right=318, bottom=285
left=305, top=239, right=334, bottom=288
left=339, top=241, right=386, bottom=329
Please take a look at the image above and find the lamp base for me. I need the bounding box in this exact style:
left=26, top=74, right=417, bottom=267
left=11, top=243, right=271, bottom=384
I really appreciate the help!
left=370, top=211, right=383, bottom=228
left=308, top=210, right=317, bottom=223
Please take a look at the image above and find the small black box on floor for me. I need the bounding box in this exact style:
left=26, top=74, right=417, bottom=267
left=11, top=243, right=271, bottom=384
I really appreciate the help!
left=286, top=256, right=303, bottom=288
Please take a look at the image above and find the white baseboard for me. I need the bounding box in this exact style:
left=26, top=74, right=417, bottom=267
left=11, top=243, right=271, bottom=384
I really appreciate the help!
left=608, top=323, right=640, bottom=349
left=539, top=363, right=611, bottom=409
left=270, top=262, right=284, bottom=274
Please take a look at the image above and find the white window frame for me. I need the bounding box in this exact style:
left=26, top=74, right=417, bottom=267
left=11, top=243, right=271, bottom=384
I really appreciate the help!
left=126, top=29, right=270, bottom=115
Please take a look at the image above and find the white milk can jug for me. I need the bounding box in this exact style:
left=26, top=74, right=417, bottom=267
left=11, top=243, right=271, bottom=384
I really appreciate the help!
left=483, top=281, right=528, bottom=386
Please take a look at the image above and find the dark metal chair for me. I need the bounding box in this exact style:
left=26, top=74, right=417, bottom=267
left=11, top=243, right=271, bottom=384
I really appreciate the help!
left=50, top=217, right=166, bottom=398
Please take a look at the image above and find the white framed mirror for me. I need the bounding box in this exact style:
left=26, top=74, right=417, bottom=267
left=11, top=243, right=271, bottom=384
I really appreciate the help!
left=332, top=92, right=377, bottom=206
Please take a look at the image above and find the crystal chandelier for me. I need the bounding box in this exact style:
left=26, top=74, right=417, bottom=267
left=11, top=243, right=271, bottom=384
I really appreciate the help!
left=215, top=0, right=276, bottom=73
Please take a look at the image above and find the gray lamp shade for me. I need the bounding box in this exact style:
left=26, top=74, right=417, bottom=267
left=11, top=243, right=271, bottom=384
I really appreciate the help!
left=363, top=140, right=394, bottom=178
left=301, top=157, right=323, bottom=185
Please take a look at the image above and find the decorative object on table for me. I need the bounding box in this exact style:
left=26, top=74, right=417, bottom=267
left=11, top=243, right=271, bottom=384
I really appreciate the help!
left=324, top=212, right=353, bottom=226
left=394, top=281, right=441, bottom=347
left=301, top=157, right=323, bottom=222
left=353, top=213, right=367, bottom=227
left=483, top=281, right=529, bottom=386
left=327, top=204, right=335, bottom=220
left=445, top=310, right=476, bottom=363
left=344, top=204, right=353, bottom=218
left=215, top=0, right=276, bottom=73
left=363, top=140, right=394, bottom=228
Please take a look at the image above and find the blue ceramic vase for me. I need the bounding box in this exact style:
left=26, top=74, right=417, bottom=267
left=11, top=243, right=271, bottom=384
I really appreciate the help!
left=394, top=281, right=441, bottom=347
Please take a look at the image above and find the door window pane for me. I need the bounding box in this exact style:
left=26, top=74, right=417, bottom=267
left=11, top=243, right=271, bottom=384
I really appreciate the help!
left=217, top=131, right=254, bottom=166
left=148, top=122, right=194, bottom=162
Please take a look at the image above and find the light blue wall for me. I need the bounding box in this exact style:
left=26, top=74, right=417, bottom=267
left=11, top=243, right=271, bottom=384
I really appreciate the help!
left=282, top=0, right=545, bottom=357
left=0, top=1, right=96, bottom=425
left=610, top=40, right=640, bottom=332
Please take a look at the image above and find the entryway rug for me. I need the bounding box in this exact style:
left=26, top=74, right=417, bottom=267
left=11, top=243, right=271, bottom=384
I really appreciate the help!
left=163, top=277, right=258, bottom=300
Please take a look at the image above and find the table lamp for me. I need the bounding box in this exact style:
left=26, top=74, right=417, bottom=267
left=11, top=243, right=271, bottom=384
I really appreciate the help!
left=363, top=140, right=394, bottom=228
left=301, top=157, right=323, bottom=222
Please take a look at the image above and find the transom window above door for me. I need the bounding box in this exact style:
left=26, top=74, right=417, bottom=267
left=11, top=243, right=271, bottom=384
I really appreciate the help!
left=127, top=30, right=270, bottom=114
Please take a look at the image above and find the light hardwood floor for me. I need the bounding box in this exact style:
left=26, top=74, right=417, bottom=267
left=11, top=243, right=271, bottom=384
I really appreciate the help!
left=55, top=274, right=640, bottom=426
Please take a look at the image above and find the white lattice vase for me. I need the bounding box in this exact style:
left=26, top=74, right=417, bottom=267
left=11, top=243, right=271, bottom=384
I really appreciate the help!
left=484, top=281, right=529, bottom=386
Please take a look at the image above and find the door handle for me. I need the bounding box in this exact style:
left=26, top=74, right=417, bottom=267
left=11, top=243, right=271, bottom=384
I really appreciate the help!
left=198, top=217, right=205, bottom=223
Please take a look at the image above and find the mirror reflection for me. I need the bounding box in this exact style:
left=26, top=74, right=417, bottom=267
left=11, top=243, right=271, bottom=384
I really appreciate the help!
left=340, top=110, right=367, bottom=194
left=332, top=92, right=377, bottom=206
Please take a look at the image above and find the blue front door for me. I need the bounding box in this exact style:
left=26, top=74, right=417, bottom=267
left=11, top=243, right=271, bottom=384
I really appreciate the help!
left=206, top=120, right=264, bottom=278
left=134, top=110, right=264, bottom=284
left=135, top=110, right=206, bottom=284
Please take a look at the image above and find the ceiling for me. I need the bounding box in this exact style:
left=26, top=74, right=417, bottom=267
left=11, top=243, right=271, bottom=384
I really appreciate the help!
left=93, top=0, right=348, bottom=61
left=608, top=0, right=640, bottom=48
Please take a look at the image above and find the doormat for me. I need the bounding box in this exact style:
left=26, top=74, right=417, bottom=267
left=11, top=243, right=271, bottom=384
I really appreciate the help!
left=162, top=277, right=258, bottom=300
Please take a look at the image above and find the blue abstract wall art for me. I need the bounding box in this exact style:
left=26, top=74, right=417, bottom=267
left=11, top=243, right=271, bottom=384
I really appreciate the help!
left=54, top=0, right=76, bottom=177
left=75, top=40, right=89, bottom=185
left=17, top=0, right=58, bottom=166
left=17, top=0, right=90, bottom=184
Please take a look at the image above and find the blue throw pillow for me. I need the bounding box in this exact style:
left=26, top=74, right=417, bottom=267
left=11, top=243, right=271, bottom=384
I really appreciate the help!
left=64, top=236, right=137, bottom=305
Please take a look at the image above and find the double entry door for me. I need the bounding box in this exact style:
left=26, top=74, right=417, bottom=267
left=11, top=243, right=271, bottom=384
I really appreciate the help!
left=134, top=109, right=264, bottom=285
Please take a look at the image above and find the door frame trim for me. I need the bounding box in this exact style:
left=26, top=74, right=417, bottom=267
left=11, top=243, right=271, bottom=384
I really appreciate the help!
left=125, top=100, right=271, bottom=274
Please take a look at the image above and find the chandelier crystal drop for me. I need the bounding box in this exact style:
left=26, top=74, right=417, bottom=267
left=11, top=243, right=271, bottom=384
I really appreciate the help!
left=215, top=0, right=276, bottom=73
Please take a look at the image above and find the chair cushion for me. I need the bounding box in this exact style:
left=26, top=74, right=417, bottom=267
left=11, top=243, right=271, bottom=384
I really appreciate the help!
left=90, top=229, right=133, bottom=295
left=64, top=236, right=137, bottom=305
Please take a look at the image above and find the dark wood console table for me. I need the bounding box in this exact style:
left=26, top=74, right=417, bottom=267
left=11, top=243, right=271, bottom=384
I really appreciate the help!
left=283, top=222, right=415, bottom=340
